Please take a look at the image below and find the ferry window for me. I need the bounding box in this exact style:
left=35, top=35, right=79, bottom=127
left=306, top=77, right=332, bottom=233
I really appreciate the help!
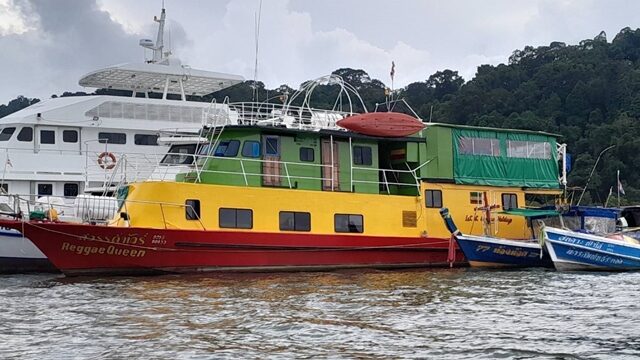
left=265, top=137, right=280, bottom=156
left=63, top=130, right=78, bottom=143
left=0, top=183, right=7, bottom=193
left=214, top=140, right=240, bottom=157
left=458, top=137, right=500, bottom=156
left=334, top=214, right=364, bottom=233
left=507, top=140, right=551, bottom=160
left=279, top=211, right=311, bottom=231
left=300, top=147, right=314, bottom=162
left=219, top=208, right=253, bottom=229
left=425, top=190, right=442, bottom=208
left=353, top=146, right=372, bottom=165
left=502, top=193, right=518, bottom=210
left=64, top=183, right=79, bottom=197
left=0, top=127, right=16, bottom=141
left=134, top=134, right=159, bottom=146
left=98, top=132, right=126, bottom=144
left=470, top=191, right=483, bottom=205
left=185, top=199, right=201, bottom=220
left=40, top=130, right=55, bottom=144
left=161, top=144, right=197, bottom=165
left=241, top=141, right=261, bottom=158
left=17, top=127, right=33, bottom=142
left=37, top=183, right=53, bottom=196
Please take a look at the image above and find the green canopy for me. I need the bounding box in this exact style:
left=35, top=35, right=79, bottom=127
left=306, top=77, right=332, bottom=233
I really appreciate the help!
left=499, top=208, right=559, bottom=218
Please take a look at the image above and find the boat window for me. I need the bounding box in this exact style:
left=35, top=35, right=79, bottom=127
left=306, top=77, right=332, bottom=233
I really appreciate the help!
left=0, top=127, right=16, bottom=141
left=64, top=183, right=79, bottom=197
left=458, top=137, right=500, bottom=156
left=134, top=134, right=159, bottom=146
left=300, top=147, right=314, bottom=162
left=525, top=193, right=556, bottom=207
left=219, top=208, right=253, bottom=229
left=98, top=132, right=126, bottom=145
left=161, top=144, right=197, bottom=165
left=279, top=211, right=311, bottom=231
left=241, top=141, right=261, bottom=158
left=470, top=191, right=483, bottom=205
left=425, top=190, right=442, bottom=208
left=0, top=183, right=8, bottom=193
left=17, top=127, right=33, bottom=142
left=353, top=146, right=372, bottom=166
left=37, top=183, right=53, bottom=196
left=502, top=193, right=518, bottom=210
left=214, top=140, right=240, bottom=157
left=185, top=199, right=201, bottom=220
left=63, top=130, right=78, bottom=143
left=507, top=141, right=551, bottom=160
left=264, top=137, right=280, bottom=156
left=40, top=130, right=55, bottom=144
left=334, top=214, right=364, bottom=233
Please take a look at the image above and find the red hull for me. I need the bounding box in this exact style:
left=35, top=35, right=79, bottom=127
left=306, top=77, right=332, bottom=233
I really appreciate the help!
left=337, top=112, right=425, bottom=137
left=0, top=220, right=465, bottom=276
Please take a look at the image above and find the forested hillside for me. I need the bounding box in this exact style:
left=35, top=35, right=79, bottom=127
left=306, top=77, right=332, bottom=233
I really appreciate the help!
left=4, top=28, right=640, bottom=205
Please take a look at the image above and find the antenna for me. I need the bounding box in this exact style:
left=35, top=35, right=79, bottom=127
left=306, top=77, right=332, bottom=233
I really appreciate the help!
left=139, top=6, right=168, bottom=64
left=252, top=0, right=263, bottom=102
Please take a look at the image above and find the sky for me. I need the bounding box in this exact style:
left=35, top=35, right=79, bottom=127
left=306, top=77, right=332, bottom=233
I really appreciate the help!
left=1, top=0, right=639, bottom=104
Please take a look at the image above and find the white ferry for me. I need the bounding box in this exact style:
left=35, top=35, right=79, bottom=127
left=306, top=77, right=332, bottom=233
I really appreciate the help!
left=0, top=8, right=244, bottom=272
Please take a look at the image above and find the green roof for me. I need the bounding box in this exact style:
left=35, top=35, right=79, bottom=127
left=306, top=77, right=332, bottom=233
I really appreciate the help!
left=499, top=208, right=560, bottom=217
left=426, top=122, right=561, bottom=138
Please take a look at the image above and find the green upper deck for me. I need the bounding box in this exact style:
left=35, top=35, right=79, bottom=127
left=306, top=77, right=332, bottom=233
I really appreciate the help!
left=176, top=121, right=562, bottom=195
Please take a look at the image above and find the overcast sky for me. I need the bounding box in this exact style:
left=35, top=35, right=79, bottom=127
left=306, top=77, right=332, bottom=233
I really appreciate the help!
left=1, top=0, right=639, bottom=103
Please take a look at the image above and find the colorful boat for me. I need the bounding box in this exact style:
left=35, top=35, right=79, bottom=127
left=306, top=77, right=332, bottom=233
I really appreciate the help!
left=440, top=206, right=557, bottom=268
left=544, top=226, right=640, bottom=271
left=0, top=78, right=569, bottom=276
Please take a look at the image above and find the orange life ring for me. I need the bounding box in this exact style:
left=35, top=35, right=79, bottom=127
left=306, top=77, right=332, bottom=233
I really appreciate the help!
left=97, top=152, right=117, bottom=169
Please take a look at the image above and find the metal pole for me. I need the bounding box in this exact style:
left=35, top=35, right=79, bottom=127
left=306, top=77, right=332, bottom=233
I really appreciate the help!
left=576, top=144, right=615, bottom=205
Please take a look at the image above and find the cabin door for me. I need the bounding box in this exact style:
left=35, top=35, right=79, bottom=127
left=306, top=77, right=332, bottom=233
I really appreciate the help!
left=262, top=135, right=281, bottom=186
left=35, top=126, right=59, bottom=153
left=321, top=139, right=340, bottom=191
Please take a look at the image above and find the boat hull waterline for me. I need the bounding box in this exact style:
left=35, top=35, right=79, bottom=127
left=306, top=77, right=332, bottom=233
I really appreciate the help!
left=0, top=229, right=57, bottom=273
left=0, top=220, right=464, bottom=276
left=544, top=226, right=640, bottom=271
left=455, top=234, right=552, bottom=268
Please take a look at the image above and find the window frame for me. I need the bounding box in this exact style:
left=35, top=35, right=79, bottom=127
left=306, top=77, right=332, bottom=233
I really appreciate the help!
left=219, top=208, right=253, bottom=229
left=470, top=191, right=483, bottom=205
left=241, top=140, right=261, bottom=158
left=134, top=134, right=159, bottom=146
left=37, top=183, right=53, bottom=196
left=63, top=183, right=79, bottom=197
left=502, top=193, right=518, bottom=210
left=214, top=140, right=241, bottom=157
left=334, top=213, right=364, bottom=233
left=39, top=130, right=55, bottom=144
left=425, top=190, right=443, bottom=208
left=62, top=130, right=78, bottom=143
left=98, top=132, right=127, bottom=145
left=353, top=146, right=373, bottom=166
left=0, top=127, right=16, bottom=142
left=279, top=211, right=311, bottom=232
left=17, top=127, right=33, bottom=142
left=299, top=147, right=315, bottom=162
left=185, top=199, right=201, bottom=220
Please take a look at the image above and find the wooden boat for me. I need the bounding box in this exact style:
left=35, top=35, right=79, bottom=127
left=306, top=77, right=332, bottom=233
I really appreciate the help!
left=544, top=226, right=640, bottom=271
left=336, top=112, right=425, bottom=137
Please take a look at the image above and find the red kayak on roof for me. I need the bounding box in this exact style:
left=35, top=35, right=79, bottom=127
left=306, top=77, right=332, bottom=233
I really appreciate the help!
left=337, top=112, right=426, bottom=137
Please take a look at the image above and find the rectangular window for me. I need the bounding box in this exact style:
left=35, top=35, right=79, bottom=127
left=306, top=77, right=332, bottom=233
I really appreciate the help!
left=265, top=136, right=280, bottom=156
left=458, top=137, right=500, bottom=156
left=470, top=191, right=483, bottom=205
left=17, top=127, right=32, bottom=142
left=63, top=130, right=78, bottom=143
left=37, top=183, right=53, bottom=196
left=219, top=208, right=253, bottom=229
left=40, top=130, right=55, bottom=144
left=241, top=140, right=261, bottom=158
left=64, top=183, right=79, bottom=197
left=98, top=132, right=126, bottom=144
left=507, top=140, right=551, bottom=159
left=185, top=199, right=201, bottom=220
left=134, top=134, right=158, bottom=146
left=425, top=190, right=443, bottom=208
left=0, top=183, right=7, bottom=193
left=353, top=146, right=373, bottom=165
left=502, top=193, right=518, bottom=210
left=300, top=147, right=315, bottom=162
left=334, top=214, right=364, bottom=233
left=0, top=127, right=16, bottom=142
left=214, top=140, right=240, bottom=157
left=279, top=211, right=311, bottom=231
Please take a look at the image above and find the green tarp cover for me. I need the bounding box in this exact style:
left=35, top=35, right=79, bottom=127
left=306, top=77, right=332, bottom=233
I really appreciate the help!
left=452, top=128, right=559, bottom=188
left=499, top=208, right=560, bottom=217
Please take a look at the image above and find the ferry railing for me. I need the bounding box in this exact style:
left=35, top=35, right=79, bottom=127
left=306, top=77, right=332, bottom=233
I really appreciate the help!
left=226, top=102, right=350, bottom=131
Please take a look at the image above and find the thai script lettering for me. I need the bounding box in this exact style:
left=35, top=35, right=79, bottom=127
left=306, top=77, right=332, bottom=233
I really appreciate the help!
left=565, top=249, right=623, bottom=265
left=82, top=233, right=148, bottom=246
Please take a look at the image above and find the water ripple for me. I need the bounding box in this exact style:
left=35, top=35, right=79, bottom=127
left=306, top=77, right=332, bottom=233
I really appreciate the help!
left=0, top=269, right=639, bottom=359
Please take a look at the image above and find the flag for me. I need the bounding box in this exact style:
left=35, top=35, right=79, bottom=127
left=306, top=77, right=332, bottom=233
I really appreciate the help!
left=390, top=61, right=395, bottom=80
left=618, top=170, right=625, bottom=195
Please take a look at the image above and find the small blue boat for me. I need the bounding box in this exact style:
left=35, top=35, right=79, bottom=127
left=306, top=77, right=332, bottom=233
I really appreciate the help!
left=543, top=226, right=640, bottom=271
left=440, top=208, right=555, bottom=268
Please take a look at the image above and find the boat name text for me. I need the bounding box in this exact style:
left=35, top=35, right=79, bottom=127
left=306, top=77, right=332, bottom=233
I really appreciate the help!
left=61, top=242, right=146, bottom=258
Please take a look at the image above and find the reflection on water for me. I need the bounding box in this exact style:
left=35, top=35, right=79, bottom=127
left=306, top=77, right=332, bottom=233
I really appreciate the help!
left=1, top=269, right=639, bottom=359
